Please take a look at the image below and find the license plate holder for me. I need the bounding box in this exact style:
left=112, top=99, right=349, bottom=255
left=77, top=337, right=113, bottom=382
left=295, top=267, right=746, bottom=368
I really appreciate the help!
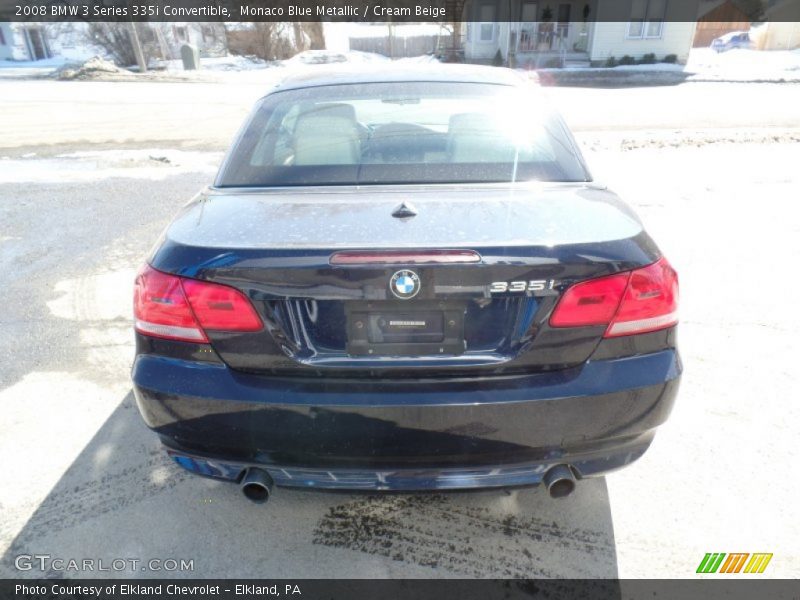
left=345, top=300, right=465, bottom=356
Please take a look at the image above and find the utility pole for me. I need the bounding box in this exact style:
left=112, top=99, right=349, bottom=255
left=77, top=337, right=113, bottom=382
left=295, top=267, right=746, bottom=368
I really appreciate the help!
left=127, top=21, right=147, bottom=73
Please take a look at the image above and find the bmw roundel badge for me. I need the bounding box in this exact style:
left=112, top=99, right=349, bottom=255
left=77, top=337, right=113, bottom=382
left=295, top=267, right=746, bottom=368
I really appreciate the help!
left=390, top=270, right=420, bottom=300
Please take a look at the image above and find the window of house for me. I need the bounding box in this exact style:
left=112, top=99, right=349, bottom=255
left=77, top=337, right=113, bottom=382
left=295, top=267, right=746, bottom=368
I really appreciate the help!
left=478, top=4, right=496, bottom=42
left=174, top=26, right=188, bottom=42
left=628, top=0, right=666, bottom=39
left=0, top=27, right=6, bottom=46
left=202, top=26, right=216, bottom=43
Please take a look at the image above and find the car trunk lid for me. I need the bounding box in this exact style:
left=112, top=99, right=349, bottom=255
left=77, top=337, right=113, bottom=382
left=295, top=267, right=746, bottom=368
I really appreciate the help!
left=151, top=183, right=660, bottom=376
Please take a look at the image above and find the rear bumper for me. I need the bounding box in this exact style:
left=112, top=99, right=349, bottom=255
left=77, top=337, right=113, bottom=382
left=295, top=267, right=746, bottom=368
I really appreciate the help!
left=132, top=349, right=680, bottom=491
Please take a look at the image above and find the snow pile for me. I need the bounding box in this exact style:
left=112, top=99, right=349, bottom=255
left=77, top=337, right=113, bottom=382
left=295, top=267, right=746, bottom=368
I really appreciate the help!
left=0, top=57, right=70, bottom=70
left=0, top=57, right=72, bottom=80
left=283, top=49, right=390, bottom=65
left=686, top=47, right=800, bottom=82
left=395, top=54, right=443, bottom=64
left=202, top=55, right=271, bottom=71
left=0, top=149, right=223, bottom=184
left=56, top=56, right=130, bottom=81
left=538, top=47, right=800, bottom=84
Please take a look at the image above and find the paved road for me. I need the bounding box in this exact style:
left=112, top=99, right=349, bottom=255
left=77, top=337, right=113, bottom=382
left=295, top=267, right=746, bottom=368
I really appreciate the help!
left=1, top=79, right=799, bottom=579
left=2, top=78, right=800, bottom=152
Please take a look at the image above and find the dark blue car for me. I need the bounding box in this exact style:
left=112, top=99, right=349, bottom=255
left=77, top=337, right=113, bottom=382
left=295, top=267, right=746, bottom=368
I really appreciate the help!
left=132, top=65, right=681, bottom=503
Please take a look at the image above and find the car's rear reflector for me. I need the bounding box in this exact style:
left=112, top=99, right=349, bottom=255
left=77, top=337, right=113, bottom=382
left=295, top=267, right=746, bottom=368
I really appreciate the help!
left=549, top=258, right=678, bottom=337
left=134, top=320, right=207, bottom=342
left=330, top=249, right=481, bottom=265
left=134, top=265, right=262, bottom=343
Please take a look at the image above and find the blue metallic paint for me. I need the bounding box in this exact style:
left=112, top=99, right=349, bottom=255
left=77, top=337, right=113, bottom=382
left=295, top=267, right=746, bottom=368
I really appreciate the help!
left=132, top=347, right=680, bottom=489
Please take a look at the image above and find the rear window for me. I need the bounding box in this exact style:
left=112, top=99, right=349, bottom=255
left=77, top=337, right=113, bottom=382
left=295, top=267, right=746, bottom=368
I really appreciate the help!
left=216, top=81, right=589, bottom=187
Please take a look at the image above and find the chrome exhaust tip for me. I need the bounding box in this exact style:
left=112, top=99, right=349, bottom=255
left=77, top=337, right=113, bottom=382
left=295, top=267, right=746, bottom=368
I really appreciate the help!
left=240, top=468, right=274, bottom=504
left=543, top=464, right=576, bottom=499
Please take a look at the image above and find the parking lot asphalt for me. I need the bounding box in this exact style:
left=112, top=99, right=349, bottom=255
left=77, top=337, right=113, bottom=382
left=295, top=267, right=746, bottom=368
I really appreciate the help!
left=1, top=79, right=799, bottom=578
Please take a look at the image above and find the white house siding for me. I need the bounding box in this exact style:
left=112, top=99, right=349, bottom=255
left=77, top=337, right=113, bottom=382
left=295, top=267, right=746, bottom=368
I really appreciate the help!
left=464, top=22, right=513, bottom=61
left=0, top=24, right=33, bottom=60
left=45, top=24, right=97, bottom=62
left=753, top=22, right=800, bottom=51
left=588, top=21, right=697, bottom=64
left=758, top=0, right=800, bottom=50
left=0, top=24, right=13, bottom=59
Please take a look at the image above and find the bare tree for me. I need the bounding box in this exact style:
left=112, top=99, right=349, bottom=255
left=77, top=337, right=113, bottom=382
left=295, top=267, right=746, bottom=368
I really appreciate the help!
left=291, top=22, right=326, bottom=52
left=303, top=23, right=325, bottom=49
left=225, top=22, right=324, bottom=61
left=252, top=23, right=294, bottom=60
left=84, top=23, right=157, bottom=66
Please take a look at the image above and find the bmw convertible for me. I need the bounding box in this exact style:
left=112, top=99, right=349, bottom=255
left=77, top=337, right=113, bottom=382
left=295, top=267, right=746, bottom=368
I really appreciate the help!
left=132, top=65, right=680, bottom=503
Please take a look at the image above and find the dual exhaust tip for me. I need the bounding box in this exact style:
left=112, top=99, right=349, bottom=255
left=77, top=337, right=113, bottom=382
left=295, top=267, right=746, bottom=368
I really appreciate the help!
left=239, top=464, right=576, bottom=502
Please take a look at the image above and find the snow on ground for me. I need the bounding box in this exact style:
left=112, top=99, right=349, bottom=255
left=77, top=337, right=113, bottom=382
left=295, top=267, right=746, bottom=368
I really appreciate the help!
left=0, top=149, right=223, bottom=184
left=282, top=49, right=391, bottom=65
left=153, top=54, right=274, bottom=72
left=3, top=45, right=800, bottom=85
left=686, top=47, right=800, bottom=81
left=395, top=54, right=443, bottom=64
left=0, top=57, right=72, bottom=80
left=0, top=57, right=70, bottom=70
left=544, top=47, right=800, bottom=82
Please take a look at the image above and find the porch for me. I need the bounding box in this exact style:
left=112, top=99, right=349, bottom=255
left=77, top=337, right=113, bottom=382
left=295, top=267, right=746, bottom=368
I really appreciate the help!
left=460, top=0, right=597, bottom=68
left=508, top=12, right=594, bottom=68
left=514, top=50, right=591, bottom=69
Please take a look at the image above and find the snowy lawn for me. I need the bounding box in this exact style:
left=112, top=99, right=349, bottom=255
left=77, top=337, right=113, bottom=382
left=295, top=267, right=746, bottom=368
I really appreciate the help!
left=541, top=47, right=800, bottom=82
left=686, top=47, right=800, bottom=81
left=4, top=45, right=800, bottom=84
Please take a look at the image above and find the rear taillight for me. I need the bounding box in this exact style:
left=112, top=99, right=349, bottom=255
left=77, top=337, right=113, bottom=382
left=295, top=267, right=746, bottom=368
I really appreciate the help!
left=605, top=258, right=678, bottom=337
left=181, top=278, right=263, bottom=332
left=548, top=272, right=630, bottom=328
left=134, top=266, right=206, bottom=342
left=549, top=258, right=678, bottom=337
left=134, top=265, right=262, bottom=343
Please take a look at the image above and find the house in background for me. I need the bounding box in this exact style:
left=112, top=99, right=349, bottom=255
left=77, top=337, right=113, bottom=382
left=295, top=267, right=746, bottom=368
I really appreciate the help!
left=0, top=23, right=53, bottom=61
left=0, top=22, right=227, bottom=63
left=460, top=0, right=699, bottom=67
left=0, top=22, right=96, bottom=61
left=693, top=0, right=751, bottom=47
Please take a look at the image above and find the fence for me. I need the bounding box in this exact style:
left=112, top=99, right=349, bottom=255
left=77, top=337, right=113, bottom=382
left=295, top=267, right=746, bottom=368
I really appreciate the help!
left=349, top=34, right=441, bottom=58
